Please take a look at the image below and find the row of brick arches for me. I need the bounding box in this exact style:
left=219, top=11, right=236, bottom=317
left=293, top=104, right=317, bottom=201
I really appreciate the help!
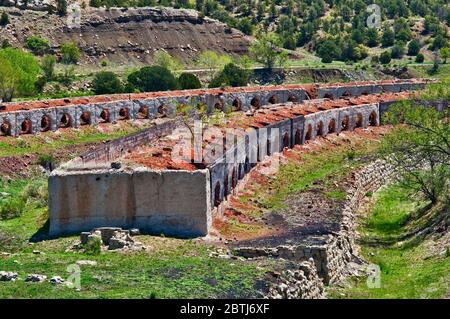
left=213, top=128, right=306, bottom=208
left=0, top=106, right=149, bottom=136
left=304, top=111, right=378, bottom=141
left=212, top=110, right=378, bottom=208
left=213, top=94, right=300, bottom=112
left=213, top=158, right=253, bottom=207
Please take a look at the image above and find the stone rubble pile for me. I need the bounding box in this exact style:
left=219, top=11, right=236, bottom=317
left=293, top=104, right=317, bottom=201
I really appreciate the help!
left=79, top=227, right=147, bottom=251
left=265, top=259, right=325, bottom=299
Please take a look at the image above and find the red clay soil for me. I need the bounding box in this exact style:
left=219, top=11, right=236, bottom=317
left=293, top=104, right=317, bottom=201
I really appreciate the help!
left=0, top=79, right=427, bottom=113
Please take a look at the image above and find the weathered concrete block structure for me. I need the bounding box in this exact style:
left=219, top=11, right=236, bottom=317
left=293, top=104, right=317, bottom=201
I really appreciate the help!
left=44, top=79, right=429, bottom=238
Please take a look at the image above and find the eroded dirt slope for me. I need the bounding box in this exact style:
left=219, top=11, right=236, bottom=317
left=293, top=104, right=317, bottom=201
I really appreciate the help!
left=0, top=6, right=251, bottom=66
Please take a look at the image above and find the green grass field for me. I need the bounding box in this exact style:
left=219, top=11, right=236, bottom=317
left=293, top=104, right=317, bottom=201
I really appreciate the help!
left=0, top=177, right=266, bottom=299
left=329, top=183, right=450, bottom=299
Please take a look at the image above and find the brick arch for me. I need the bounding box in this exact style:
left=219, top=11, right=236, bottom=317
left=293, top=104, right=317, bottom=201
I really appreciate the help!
left=224, top=174, right=229, bottom=197
left=268, top=94, right=278, bottom=104
left=100, top=109, right=110, bottom=123
left=59, top=113, right=72, bottom=128
left=341, top=115, right=350, bottom=131
left=80, top=111, right=91, bottom=125
left=305, top=124, right=312, bottom=141
left=355, top=113, right=363, bottom=128
left=328, top=118, right=336, bottom=133
left=295, top=129, right=302, bottom=145
left=157, top=104, right=167, bottom=117
left=118, top=108, right=129, bottom=120
left=231, top=168, right=237, bottom=189
left=40, top=115, right=52, bottom=132
left=250, top=96, right=261, bottom=109
left=244, top=156, right=250, bottom=173
left=238, top=163, right=245, bottom=179
left=369, top=111, right=378, bottom=126
left=137, top=106, right=149, bottom=119
left=342, top=90, right=352, bottom=97
left=316, top=121, right=324, bottom=136
left=232, top=98, right=242, bottom=111
left=20, top=119, right=32, bottom=135
left=214, top=102, right=224, bottom=111
left=283, top=132, right=290, bottom=148
left=288, top=95, right=298, bottom=103
left=0, top=120, right=12, bottom=136
left=214, top=181, right=221, bottom=207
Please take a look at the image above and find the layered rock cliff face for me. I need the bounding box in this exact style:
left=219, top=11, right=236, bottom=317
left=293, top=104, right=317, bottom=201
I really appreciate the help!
left=0, top=6, right=251, bottom=65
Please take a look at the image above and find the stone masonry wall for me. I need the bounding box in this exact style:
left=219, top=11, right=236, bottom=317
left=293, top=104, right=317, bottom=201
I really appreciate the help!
left=235, top=159, right=396, bottom=296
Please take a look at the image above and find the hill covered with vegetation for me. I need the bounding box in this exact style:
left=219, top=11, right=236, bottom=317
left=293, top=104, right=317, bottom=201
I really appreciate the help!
left=84, top=0, right=450, bottom=64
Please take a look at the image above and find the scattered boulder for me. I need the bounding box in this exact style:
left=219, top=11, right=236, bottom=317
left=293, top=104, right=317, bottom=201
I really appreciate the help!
left=25, top=274, right=47, bottom=283
left=78, top=227, right=146, bottom=252
left=76, top=260, right=97, bottom=267
left=49, top=276, right=65, bottom=284
left=0, top=271, right=18, bottom=282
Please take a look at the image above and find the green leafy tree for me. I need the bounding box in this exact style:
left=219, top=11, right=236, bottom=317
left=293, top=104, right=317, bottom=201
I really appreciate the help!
left=249, top=32, right=288, bottom=69
left=237, top=17, right=254, bottom=35
left=92, top=71, right=123, bottom=94
left=381, top=82, right=450, bottom=204
left=381, top=27, right=395, bottom=47
left=153, top=50, right=184, bottom=74
left=0, top=48, right=40, bottom=101
left=365, top=28, right=379, bottom=47
left=0, top=11, right=9, bottom=26
left=415, top=53, right=425, bottom=63
left=317, top=39, right=341, bottom=63
left=41, top=54, right=56, bottom=80
left=439, top=47, right=450, bottom=64
left=178, top=73, right=202, bottom=90
left=209, top=63, right=249, bottom=88
left=197, top=51, right=231, bottom=80
left=60, top=41, right=80, bottom=64
left=391, top=43, right=405, bottom=59
left=26, top=35, right=50, bottom=56
left=431, top=34, right=447, bottom=51
left=351, top=28, right=365, bottom=44
left=407, top=39, right=421, bottom=56
left=57, top=0, right=68, bottom=16
left=379, top=51, right=392, bottom=64
left=127, top=66, right=178, bottom=92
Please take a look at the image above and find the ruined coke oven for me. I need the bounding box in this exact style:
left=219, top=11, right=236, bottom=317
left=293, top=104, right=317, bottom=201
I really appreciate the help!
left=46, top=80, right=428, bottom=238
left=0, top=79, right=427, bottom=137
left=49, top=83, right=423, bottom=237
